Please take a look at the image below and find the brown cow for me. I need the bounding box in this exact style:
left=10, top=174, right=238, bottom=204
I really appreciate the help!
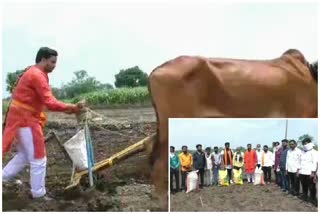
left=148, top=49, right=317, bottom=209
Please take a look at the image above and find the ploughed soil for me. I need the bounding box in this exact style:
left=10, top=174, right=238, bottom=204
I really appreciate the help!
left=170, top=174, right=318, bottom=212
left=2, top=108, right=168, bottom=212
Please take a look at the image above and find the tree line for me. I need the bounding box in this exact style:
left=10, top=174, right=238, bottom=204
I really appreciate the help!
left=173, top=134, right=318, bottom=153
left=5, top=66, right=149, bottom=100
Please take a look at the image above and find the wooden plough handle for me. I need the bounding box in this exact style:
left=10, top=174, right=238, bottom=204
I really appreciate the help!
left=65, top=133, right=156, bottom=190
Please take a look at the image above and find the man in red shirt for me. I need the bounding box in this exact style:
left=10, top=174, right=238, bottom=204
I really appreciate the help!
left=2, top=47, right=84, bottom=200
left=244, top=143, right=257, bottom=183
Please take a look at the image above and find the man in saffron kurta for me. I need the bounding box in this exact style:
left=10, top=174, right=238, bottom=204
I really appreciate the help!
left=2, top=47, right=83, bottom=199
left=221, top=142, right=233, bottom=184
left=244, top=144, right=257, bottom=183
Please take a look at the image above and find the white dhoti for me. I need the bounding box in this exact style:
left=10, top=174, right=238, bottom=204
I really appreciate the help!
left=2, top=127, right=47, bottom=198
left=204, top=169, right=213, bottom=185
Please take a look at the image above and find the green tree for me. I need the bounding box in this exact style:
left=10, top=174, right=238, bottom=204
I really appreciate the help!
left=100, top=83, right=114, bottom=90
left=297, top=134, right=316, bottom=149
left=51, top=87, right=67, bottom=99
left=74, top=70, right=87, bottom=80
left=237, top=146, right=246, bottom=153
left=63, top=70, right=103, bottom=98
left=6, top=69, right=24, bottom=93
left=114, top=66, right=148, bottom=88
left=5, top=68, right=114, bottom=100
left=219, top=147, right=225, bottom=152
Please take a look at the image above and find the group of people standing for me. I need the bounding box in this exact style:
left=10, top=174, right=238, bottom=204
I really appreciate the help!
left=170, top=138, right=318, bottom=207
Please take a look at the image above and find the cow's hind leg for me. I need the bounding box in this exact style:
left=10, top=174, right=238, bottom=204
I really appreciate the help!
left=150, top=121, right=168, bottom=210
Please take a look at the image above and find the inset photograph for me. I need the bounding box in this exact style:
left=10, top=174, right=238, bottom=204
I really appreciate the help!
left=169, top=119, right=318, bottom=212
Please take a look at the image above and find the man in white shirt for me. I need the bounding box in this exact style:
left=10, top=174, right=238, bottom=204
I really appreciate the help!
left=261, top=145, right=273, bottom=184
left=286, top=140, right=301, bottom=196
left=256, top=144, right=263, bottom=169
left=299, top=138, right=318, bottom=206
left=212, top=146, right=221, bottom=186
left=204, top=147, right=213, bottom=186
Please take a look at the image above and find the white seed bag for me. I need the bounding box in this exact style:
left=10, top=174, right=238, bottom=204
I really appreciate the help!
left=254, top=166, right=265, bottom=185
left=63, top=129, right=88, bottom=171
left=186, top=170, right=199, bottom=193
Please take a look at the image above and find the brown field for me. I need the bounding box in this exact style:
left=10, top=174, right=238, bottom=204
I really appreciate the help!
left=4, top=107, right=317, bottom=212
left=2, top=107, right=166, bottom=212
left=170, top=173, right=318, bottom=212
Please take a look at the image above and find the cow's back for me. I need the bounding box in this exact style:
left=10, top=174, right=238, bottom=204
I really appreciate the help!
left=150, top=53, right=317, bottom=118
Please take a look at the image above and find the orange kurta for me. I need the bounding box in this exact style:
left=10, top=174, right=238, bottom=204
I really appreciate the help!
left=244, top=150, right=257, bottom=174
left=3, top=65, right=77, bottom=159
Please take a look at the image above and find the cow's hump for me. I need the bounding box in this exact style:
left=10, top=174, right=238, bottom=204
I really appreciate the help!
left=281, top=49, right=306, bottom=64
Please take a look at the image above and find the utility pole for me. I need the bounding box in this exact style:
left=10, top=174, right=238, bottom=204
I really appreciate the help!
left=285, top=119, right=288, bottom=139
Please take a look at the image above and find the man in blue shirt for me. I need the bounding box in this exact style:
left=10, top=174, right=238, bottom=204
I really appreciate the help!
left=170, top=146, right=180, bottom=193
left=280, top=139, right=290, bottom=193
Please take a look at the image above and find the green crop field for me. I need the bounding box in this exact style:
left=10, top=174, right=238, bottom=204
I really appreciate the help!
left=70, top=87, right=151, bottom=107
left=2, top=87, right=152, bottom=114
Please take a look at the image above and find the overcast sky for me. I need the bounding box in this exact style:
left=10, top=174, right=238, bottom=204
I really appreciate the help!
left=2, top=1, right=318, bottom=97
left=169, top=119, right=318, bottom=150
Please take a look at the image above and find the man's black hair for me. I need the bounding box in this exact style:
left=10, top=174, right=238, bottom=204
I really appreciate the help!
left=225, top=142, right=230, bottom=146
left=170, top=146, right=175, bottom=150
left=205, top=147, right=211, bottom=151
left=263, top=145, right=268, bottom=149
left=289, top=140, right=297, bottom=144
left=35, top=47, right=58, bottom=63
left=196, top=144, right=202, bottom=149
left=302, top=138, right=312, bottom=144
left=281, top=139, right=288, bottom=143
left=182, top=145, right=188, bottom=149
left=214, top=146, right=218, bottom=149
